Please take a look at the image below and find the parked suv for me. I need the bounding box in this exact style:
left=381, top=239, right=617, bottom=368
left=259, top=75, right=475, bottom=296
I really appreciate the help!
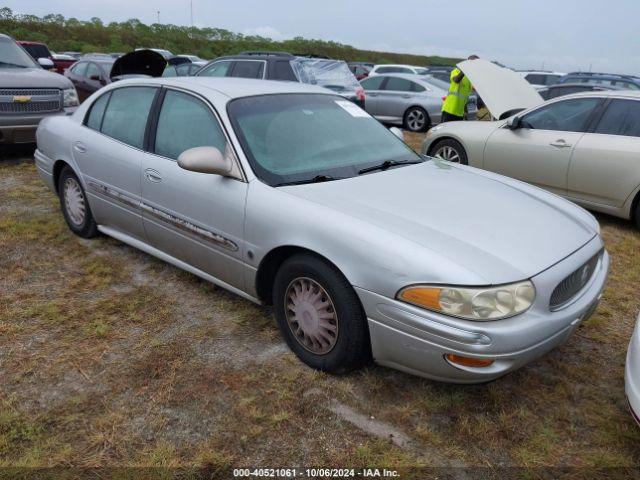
left=560, top=72, right=640, bottom=91
left=196, top=51, right=365, bottom=108
left=0, top=34, right=78, bottom=144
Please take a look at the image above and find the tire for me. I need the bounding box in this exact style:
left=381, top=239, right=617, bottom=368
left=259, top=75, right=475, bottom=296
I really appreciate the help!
left=429, top=138, right=468, bottom=165
left=58, top=166, right=98, bottom=238
left=635, top=201, right=640, bottom=229
left=273, top=253, right=371, bottom=374
left=403, top=106, right=429, bottom=133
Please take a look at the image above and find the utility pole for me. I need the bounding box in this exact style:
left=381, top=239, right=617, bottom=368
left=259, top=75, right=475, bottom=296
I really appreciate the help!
left=190, top=0, right=194, bottom=27
left=156, top=10, right=160, bottom=24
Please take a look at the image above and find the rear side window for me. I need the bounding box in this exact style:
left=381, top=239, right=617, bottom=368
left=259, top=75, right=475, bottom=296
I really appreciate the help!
left=101, top=87, right=156, bottom=149
left=383, top=77, right=414, bottom=92
left=71, top=62, right=88, bottom=77
left=594, top=99, right=640, bottom=137
left=231, top=61, right=265, bottom=79
left=154, top=90, right=227, bottom=160
left=360, top=76, right=385, bottom=90
left=198, top=60, right=232, bottom=77
left=376, top=66, right=411, bottom=74
left=520, top=97, right=601, bottom=132
left=273, top=60, right=296, bottom=81
left=85, top=92, right=111, bottom=131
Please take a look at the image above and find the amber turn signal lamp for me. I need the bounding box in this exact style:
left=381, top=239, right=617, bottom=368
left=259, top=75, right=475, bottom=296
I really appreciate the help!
left=398, top=287, right=442, bottom=310
left=445, top=354, right=494, bottom=368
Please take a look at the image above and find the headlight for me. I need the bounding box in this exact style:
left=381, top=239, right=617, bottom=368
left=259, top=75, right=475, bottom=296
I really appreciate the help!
left=62, top=88, right=79, bottom=107
left=397, top=281, right=536, bottom=321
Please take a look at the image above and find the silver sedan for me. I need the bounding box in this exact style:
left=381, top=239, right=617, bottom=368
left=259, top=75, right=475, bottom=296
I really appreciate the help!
left=360, top=73, right=447, bottom=132
left=36, top=77, right=608, bottom=383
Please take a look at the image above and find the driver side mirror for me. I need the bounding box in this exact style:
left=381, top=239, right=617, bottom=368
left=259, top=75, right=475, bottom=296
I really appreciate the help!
left=177, top=146, right=241, bottom=179
left=505, top=116, right=521, bottom=130
left=37, top=57, right=54, bottom=69
left=389, top=126, right=404, bottom=141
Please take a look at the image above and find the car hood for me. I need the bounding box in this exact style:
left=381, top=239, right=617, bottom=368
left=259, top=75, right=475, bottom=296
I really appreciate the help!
left=0, top=67, right=73, bottom=88
left=110, top=49, right=167, bottom=80
left=283, top=160, right=596, bottom=284
left=459, top=59, right=544, bottom=119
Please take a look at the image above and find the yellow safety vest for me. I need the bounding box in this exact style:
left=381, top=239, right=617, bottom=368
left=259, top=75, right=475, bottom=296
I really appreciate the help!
left=442, top=68, right=472, bottom=117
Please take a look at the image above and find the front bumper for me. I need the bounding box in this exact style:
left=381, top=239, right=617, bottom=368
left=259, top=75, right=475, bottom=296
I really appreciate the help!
left=625, top=314, right=640, bottom=426
left=0, top=108, right=76, bottom=144
left=358, top=236, right=609, bottom=383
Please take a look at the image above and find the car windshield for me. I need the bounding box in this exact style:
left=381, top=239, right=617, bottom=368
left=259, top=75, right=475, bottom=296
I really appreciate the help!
left=290, top=58, right=360, bottom=93
left=228, top=93, right=421, bottom=186
left=0, top=38, right=39, bottom=68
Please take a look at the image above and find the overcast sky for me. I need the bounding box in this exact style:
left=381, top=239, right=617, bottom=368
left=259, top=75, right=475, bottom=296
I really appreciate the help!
left=8, top=0, right=640, bottom=75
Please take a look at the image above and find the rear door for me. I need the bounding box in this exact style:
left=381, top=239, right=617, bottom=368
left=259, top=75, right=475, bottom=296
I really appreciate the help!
left=359, top=76, right=386, bottom=116
left=483, top=97, right=603, bottom=196
left=141, top=88, right=248, bottom=290
left=568, top=98, right=640, bottom=208
left=74, top=86, right=158, bottom=240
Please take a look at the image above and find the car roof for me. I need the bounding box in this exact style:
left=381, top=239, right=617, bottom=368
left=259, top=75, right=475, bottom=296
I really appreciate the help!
left=109, top=76, right=330, bottom=99
left=517, top=70, right=565, bottom=75
left=546, top=90, right=640, bottom=101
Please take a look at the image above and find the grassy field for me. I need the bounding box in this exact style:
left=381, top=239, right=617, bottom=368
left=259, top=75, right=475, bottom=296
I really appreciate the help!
left=1, top=141, right=639, bottom=478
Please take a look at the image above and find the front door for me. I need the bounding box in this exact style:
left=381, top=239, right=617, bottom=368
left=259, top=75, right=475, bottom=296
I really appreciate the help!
left=141, top=88, right=248, bottom=290
left=483, top=97, right=603, bottom=196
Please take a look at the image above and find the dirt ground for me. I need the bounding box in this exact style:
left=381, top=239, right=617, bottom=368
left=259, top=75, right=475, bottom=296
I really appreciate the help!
left=1, top=139, right=639, bottom=478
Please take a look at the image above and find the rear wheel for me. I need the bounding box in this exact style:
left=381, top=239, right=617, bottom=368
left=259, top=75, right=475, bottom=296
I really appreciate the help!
left=403, top=107, right=429, bottom=132
left=58, top=166, right=98, bottom=238
left=430, top=138, right=468, bottom=165
left=273, top=253, right=370, bottom=374
left=634, top=201, right=640, bottom=229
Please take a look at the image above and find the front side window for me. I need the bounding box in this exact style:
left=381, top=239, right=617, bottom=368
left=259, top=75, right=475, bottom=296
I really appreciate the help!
left=154, top=90, right=227, bottom=160
left=360, top=76, right=385, bottom=90
left=85, top=92, right=111, bottom=131
left=520, top=97, right=601, bottom=132
left=0, top=38, right=39, bottom=68
left=545, top=75, right=562, bottom=85
left=86, top=62, right=101, bottom=79
left=228, top=93, right=421, bottom=186
left=594, top=99, right=640, bottom=137
left=198, top=60, right=232, bottom=77
left=231, top=61, right=265, bottom=79
left=100, top=87, right=156, bottom=148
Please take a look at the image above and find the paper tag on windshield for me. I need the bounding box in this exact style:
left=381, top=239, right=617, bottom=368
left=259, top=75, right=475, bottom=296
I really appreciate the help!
left=335, top=100, right=369, bottom=118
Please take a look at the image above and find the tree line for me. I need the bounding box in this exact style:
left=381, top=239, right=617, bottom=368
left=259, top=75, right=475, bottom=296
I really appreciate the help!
left=0, top=7, right=459, bottom=66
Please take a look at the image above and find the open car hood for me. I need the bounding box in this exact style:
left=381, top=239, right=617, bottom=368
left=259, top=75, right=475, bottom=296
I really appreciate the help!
left=110, top=49, right=167, bottom=80
left=458, top=59, right=544, bottom=119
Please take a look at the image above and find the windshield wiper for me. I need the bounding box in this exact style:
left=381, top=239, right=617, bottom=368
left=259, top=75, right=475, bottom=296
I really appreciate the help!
left=358, top=159, right=424, bottom=175
left=274, top=174, right=342, bottom=187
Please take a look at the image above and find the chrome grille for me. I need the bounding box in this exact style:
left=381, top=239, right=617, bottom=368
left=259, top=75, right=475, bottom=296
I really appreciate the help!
left=0, top=88, right=60, bottom=96
left=550, top=250, right=602, bottom=309
left=0, top=88, right=62, bottom=114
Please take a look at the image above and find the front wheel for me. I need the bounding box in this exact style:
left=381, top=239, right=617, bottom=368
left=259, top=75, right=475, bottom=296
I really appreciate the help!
left=429, top=138, right=468, bottom=165
left=403, top=107, right=429, bottom=132
left=273, top=254, right=370, bottom=374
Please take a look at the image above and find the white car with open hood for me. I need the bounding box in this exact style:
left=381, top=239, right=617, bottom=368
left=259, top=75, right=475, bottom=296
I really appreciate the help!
left=423, top=59, right=640, bottom=226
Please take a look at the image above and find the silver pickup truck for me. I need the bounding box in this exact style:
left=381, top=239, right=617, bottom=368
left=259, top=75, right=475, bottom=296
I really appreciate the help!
left=0, top=33, right=78, bottom=144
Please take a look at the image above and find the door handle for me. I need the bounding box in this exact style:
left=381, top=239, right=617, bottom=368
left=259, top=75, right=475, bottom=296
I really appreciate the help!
left=368, top=93, right=378, bottom=97
left=145, top=168, right=162, bottom=183
left=549, top=140, right=572, bottom=148
left=73, top=141, right=87, bottom=153
left=401, top=94, right=411, bottom=98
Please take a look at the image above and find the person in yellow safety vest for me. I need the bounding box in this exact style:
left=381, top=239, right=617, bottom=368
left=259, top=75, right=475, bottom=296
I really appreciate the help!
left=441, top=55, right=479, bottom=122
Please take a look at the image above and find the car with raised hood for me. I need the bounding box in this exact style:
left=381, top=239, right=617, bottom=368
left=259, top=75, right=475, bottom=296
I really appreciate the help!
left=65, top=50, right=168, bottom=102
left=423, top=59, right=640, bottom=227
left=35, top=76, right=608, bottom=383
left=0, top=34, right=78, bottom=144
left=627, top=313, right=640, bottom=426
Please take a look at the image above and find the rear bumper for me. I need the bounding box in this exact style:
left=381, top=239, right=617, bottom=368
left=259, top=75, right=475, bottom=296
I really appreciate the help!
left=0, top=108, right=76, bottom=144
left=358, top=236, right=609, bottom=383
left=625, top=315, right=640, bottom=426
